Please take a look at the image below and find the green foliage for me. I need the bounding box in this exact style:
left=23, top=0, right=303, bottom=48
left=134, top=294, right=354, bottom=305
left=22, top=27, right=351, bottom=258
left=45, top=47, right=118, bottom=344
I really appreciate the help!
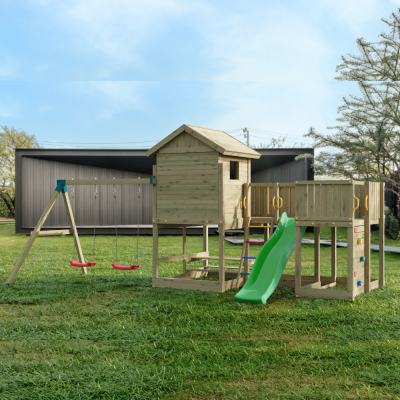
left=385, top=206, right=400, bottom=240
left=0, top=125, right=40, bottom=218
left=296, top=10, right=400, bottom=224
left=0, top=189, right=13, bottom=218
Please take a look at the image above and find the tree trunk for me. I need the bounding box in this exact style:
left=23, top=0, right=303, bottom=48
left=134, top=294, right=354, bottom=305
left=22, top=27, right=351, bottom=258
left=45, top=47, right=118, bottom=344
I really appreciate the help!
left=0, top=190, right=15, bottom=219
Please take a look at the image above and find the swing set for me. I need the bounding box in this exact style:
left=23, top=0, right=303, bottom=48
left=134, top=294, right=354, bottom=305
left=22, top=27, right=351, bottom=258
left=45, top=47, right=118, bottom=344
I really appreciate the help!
left=6, top=177, right=153, bottom=283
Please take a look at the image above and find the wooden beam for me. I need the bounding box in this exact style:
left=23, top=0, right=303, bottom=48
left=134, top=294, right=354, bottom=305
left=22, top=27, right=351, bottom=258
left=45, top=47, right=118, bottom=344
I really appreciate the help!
left=65, top=178, right=151, bottom=185
left=31, top=229, right=73, bottom=236
left=152, top=276, right=222, bottom=292
left=152, top=165, right=157, bottom=220
left=331, top=227, right=337, bottom=281
left=347, top=226, right=354, bottom=300
left=153, top=224, right=158, bottom=279
left=364, top=181, right=370, bottom=292
left=379, top=182, right=385, bottom=287
left=219, top=223, right=225, bottom=286
left=314, top=226, right=320, bottom=283
left=183, top=227, right=187, bottom=273
left=295, top=226, right=302, bottom=290
left=7, top=190, right=60, bottom=283
left=62, top=192, right=86, bottom=274
left=203, top=226, right=209, bottom=269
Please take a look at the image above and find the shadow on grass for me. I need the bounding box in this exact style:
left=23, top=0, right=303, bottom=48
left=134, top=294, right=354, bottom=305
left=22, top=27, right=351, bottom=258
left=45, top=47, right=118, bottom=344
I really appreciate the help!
left=0, top=275, right=153, bottom=305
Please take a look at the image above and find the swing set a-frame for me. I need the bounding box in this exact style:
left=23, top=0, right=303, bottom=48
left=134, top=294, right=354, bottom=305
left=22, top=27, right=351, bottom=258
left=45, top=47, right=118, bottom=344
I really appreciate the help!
left=6, top=177, right=153, bottom=284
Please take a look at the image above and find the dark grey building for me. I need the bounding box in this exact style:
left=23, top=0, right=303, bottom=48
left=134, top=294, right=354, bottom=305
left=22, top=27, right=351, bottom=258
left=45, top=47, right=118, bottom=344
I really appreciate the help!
left=15, top=148, right=313, bottom=234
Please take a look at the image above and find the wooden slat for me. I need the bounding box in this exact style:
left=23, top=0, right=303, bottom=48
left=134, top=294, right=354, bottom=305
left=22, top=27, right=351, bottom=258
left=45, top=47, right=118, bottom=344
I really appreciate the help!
left=290, top=187, right=295, bottom=217
left=158, top=147, right=215, bottom=154
left=157, top=158, right=217, bottom=167
left=7, top=190, right=60, bottom=283
left=219, top=223, right=225, bottom=285
left=152, top=165, right=157, bottom=220
left=333, top=184, right=340, bottom=218
left=157, top=251, right=208, bottom=264
left=152, top=277, right=222, bottom=292
left=315, top=184, right=321, bottom=219
left=308, top=184, right=314, bottom=217
left=157, top=153, right=217, bottom=162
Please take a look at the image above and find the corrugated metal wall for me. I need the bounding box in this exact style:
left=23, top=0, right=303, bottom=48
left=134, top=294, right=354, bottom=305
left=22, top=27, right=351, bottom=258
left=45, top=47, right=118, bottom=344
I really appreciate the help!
left=251, top=158, right=309, bottom=183
left=21, top=158, right=152, bottom=228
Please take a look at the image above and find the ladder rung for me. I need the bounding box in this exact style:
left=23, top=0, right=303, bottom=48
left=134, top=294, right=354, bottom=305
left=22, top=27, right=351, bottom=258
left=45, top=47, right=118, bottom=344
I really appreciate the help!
left=243, top=257, right=256, bottom=260
left=248, top=225, right=271, bottom=228
left=246, top=241, right=265, bottom=244
left=240, top=272, right=251, bottom=275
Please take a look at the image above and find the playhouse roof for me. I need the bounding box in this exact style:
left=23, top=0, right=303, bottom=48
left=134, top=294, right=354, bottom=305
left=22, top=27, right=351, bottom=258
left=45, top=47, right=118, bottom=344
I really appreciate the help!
left=146, top=124, right=261, bottom=159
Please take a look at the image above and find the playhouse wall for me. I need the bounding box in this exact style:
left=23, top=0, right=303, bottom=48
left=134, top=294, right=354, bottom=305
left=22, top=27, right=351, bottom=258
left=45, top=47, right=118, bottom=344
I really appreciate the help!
left=219, top=155, right=248, bottom=229
left=156, top=133, right=219, bottom=221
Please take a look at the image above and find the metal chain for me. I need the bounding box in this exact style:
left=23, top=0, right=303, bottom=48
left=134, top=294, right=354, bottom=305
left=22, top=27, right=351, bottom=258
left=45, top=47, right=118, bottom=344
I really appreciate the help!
left=113, top=178, right=118, bottom=263
left=91, top=179, right=97, bottom=262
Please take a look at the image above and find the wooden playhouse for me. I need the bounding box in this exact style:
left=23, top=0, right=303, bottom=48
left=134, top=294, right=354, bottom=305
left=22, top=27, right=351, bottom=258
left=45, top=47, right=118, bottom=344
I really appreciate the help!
left=146, top=124, right=260, bottom=293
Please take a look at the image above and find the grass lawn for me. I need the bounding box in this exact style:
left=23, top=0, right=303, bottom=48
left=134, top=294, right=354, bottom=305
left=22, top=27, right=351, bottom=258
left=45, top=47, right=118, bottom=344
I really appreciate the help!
left=1, top=221, right=400, bottom=399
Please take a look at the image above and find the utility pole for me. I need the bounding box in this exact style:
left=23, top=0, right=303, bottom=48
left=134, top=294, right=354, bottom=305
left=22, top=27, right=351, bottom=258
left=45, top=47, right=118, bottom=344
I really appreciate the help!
left=243, top=127, right=249, bottom=146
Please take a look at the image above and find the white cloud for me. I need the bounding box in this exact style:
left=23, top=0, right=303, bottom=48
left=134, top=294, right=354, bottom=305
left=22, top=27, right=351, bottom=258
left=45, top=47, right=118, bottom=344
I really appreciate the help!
left=204, top=81, right=334, bottom=146
left=79, top=81, right=146, bottom=118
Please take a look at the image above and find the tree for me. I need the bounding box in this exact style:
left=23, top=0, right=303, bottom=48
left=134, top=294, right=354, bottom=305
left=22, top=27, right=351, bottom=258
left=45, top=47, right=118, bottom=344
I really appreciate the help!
left=297, top=9, right=400, bottom=239
left=251, top=136, right=306, bottom=149
left=0, top=126, right=40, bottom=218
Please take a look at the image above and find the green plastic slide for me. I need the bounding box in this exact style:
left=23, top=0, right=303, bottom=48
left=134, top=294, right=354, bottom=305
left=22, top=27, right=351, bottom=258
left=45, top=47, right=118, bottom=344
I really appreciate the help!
left=235, top=212, right=306, bottom=304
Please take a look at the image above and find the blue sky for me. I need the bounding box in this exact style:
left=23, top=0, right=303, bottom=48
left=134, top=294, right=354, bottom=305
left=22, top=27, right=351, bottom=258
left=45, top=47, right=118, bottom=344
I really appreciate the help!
left=0, top=0, right=399, bottom=148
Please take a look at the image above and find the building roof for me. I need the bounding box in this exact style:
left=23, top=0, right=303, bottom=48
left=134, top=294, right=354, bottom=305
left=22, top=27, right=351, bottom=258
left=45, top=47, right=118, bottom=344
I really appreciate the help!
left=146, top=124, right=261, bottom=159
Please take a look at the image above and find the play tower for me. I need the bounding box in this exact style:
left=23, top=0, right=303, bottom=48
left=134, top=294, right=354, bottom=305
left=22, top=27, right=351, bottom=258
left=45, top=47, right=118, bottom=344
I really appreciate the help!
left=146, top=124, right=261, bottom=293
left=293, top=180, right=385, bottom=301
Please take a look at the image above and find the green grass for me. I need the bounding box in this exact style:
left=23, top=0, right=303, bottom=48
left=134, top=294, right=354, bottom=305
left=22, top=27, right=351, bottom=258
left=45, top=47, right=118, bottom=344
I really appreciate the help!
left=1, top=222, right=400, bottom=399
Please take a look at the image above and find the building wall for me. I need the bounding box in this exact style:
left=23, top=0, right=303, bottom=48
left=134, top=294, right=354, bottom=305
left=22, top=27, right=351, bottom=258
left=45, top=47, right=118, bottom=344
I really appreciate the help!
left=21, top=157, right=152, bottom=228
left=251, top=158, right=310, bottom=183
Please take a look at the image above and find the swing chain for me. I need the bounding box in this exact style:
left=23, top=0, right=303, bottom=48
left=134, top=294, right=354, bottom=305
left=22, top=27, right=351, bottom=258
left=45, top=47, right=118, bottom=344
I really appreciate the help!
left=134, top=177, right=140, bottom=265
left=71, top=178, right=75, bottom=199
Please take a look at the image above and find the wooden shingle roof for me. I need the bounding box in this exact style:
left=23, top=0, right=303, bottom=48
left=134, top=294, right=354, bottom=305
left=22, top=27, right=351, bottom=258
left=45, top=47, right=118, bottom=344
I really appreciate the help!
left=146, top=124, right=261, bottom=159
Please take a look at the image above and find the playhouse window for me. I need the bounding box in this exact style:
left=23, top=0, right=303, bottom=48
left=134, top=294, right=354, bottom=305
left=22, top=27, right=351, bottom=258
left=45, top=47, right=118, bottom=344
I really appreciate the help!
left=230, top=161, right=239, bottom=180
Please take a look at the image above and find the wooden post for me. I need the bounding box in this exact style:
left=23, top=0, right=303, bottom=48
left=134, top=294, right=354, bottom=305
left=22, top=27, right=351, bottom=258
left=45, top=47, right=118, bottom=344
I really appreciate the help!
left=331, top=227, right=337, bottom=282
left=183, top=226, right=187, bottom=273
left=152, top=165, right=157, bottom=220
left=243, top=183, right=250, bottom=282
left=314, top=226, right=320, bottom=283
left=236, top=216, right=250, bottom=288
left=7, top=190, right=60, bottom=283
left=203, top=225, right=209, bottom=269
left=62, top=192, right=86, bottom=274
left=218, top=162, right=225, bottom=291
left=273, top=182, right=280, bottom=226
left=364, top=181, right=371, bottom=292
left=219, top=223, right=225, bottom=290
left=379, top=182, right=385, bottom=287
left=295, top=226, right=302, bottom=290
left=347, top=226, right=354, bottom=300
left=153, top=224, right=159, bottom=280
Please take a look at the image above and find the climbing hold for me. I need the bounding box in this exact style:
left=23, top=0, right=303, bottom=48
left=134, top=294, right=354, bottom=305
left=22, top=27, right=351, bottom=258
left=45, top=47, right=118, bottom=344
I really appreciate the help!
left=360, top=256, right=365, bottom=262
left=357, top=281, right=363, bottom=287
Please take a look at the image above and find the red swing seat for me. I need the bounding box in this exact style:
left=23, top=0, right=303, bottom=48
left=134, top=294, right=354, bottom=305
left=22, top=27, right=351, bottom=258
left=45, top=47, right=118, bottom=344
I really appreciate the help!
left=112, top=263, right=139, bottom=270
left=70, top=261, right=96, bottom=267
